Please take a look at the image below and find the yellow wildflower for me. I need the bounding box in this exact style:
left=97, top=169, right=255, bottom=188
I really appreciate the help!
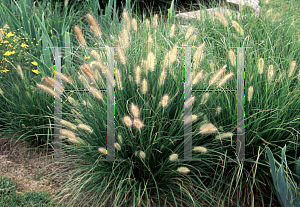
left=1, top=40, right=9, bottom=43
left=21, top=43, right=29, bottom=48
left=32, top=69, right=40, bottom=74
left=84, top=55, right=90, bottom=60
left=6, top=32, right=14, bottom=38
left=1, top=69, right=9, bottom=73
left=31, top=61, right=38, bottom=66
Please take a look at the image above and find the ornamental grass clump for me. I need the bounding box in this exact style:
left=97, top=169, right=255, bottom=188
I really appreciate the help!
left=40, top=1, right=300, bottom=207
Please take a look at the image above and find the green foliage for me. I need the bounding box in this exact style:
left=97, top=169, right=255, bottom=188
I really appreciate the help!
left=0, top=176, right=60, bottom=206
left=266, top=145, right=300, bottom=207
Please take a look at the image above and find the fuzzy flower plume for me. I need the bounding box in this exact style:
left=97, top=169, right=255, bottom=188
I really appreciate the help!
left=54, top=71, right=72, bottom=85
left=130, top=103, right=140, bottom=118
left=215, top=132, right=234, bottom=140
left=16, top=65, right=24, bottom=80
left=68, top=137, right=85, bottom=145
left=131, top=18, right=137, bottom=31
left=199, top=123, right=218, bottom=135
left=218, top=72, right=234, bottom=88
left=147, top=51, right=156, bottom=72
left=248, top=86, right=254, bottom=102
left=139, top=151, right=146, bottom=159
left=185, top=26, right=194, bottom=40
left=214, top=10, right=228, bottom=27
left=80, top=63, right=96, bottom=82
left=267, top=64, right=274, bottom=82
left=123, top=9, right=131, bottom=31
left=61, top=119, right=77, bottom=131
left=77, top=124, right=93, bottom=134
left=177, top=167, right=190, bottom=174
left=193, top=146, right=208, bottom=153
left=258, top=58, right=264, bottom=75
left=135, top=65, right=141, bottom=85
left=170, top=24, right=176, bottom=38
left=209, top=65, right=227, bottom=86
left=74, top=25, right=86, bottom=46
left=228, top=49, right=236, bottom=67
left=288, top=60, right=297, bottom=78
left=86, top=13, right=102, bottom=38
left=41, top=76, right=64, bottom=92
left=193, top=42, right=205, bottom=69
left=89, top=61, right=107, bottom=76
left=141, top=78, right=148, bottom=94
left=184, top=96, right=195, bottom=109
left=231, top=20, right=244, bottom=36
left=114, top=143, right=121, bottom=151
left=89, top=86, right=103, bottom=100
left=60, top=129, right=76, bottom=139
left=36, top=84, right=56, bottom=97
left=115, top=68, right=123, bottom=90
left=160, top=94, right=170, bottom=108
left=119, top=28, right=130, bottom=49
left=133, top=118, right=144, bottom=130
left=200, top=93, right=210, bottom=105
left=117, top=47, right=126, bottom=65
left=158, top=68, right=167, bottom=87
left=169, top=153, right=178, bottom=161
left=90, top=50, right=101, bottom=61
left=192, top=70, right=204, bottom=85
left=98, top=147, right=107, bottom=155
left=123, top=116, right=132, bottom=127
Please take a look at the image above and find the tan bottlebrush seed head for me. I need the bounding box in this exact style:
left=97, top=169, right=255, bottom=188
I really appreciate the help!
left=228, top=49, right=236, bottom=67
left=71, top=109, right=84, bottom=119
left=135, top=65, right=141, bottom=85
left=158, top=69, right=167, bottom=87
left=139, top=151, right=146, bottom=159
left=215, top=106, right=222, bottom=117
left=218, top=72, right=234, bottom=88
left=192, top=70, right=204, bottom=85
left=61, top=120, right=77, bottom=131
left=169, top=153, right=178, bottom=161
left=248, top=86, right=254, bottom=102
left=115, top=68, right=123, bottom=90
left=123, top=116, right=132, bottom=127
left=121, top=28, right=130, bottom=49
left=231, top=20, right=244, bottom=36
left=90, top=50, right=101, bottom=61
left=42, top=76, right=64, bottom=91
left=214, top=10, right=228, bottom=27
left=98, top=147, right=107, bottom=155
left=177, top=167, right=190, bottom=174
left=74, top=25, right=86, bottom=46
left=133, top=118, right=144, bottom=130
left=209, top=65, right=227, bottom=86
left=67, top=97, right=80, bottom=107
left=16, top=65, right=24, bottom=80
left=60, top=129, right=76, bottom=139
left=193, top=42, right=205, bottom=65
left=169, top=43, right=178, bottom=65
left=193, top=146, right=208, bottom=153
left=258, top=58, right=264, bottom=75
left=199, top=123, right=218, bottom=135
left=185, top=96, right=195, bottom=108
left=77, top=124, right=93, bottom=134
left=200, top=93, right=210, bottom=105
left=0, top=87, right=3, bottom=96
left=145, top=19, right=150, bottom=29
left=117, top=47, right=126, bottom=65
left=152, top=14, right=158, bottom=28
left=86, top=13, right=102, bottom=38
left=90, top=61, right=107, bottom=75
left=54, top=71, right=72, bottom=85
left=147, top=51, right=156, bottom=72
left=89, top=86, right=103, bottom=100
left=160, top=94, right=170, bottom=108
left=215, top=132, right=234, bottom=140
left=36, top=84, right=56, bottom=97
left=80, top=63, right=96, bottom=82
left=123, top=9, right=131, bottom=31
left=267, top=65, right=274, bottom=82
left=131, top=18, right=137, bottom=31
left=185, top=26, right=194, bottom=40
left=288, top=60, right=297, bottom=78
left=68, top=137, right=84, bottom=145
left=170, top=24, right=176, bottom=38
left=114, top=143, right=121, bottom=151
left=78, top=73, right=90, bottom=88
left=141, top=78, right=148, bottom=94
left=185, top=114, right=198, bottom=125
left=117, top=134, right=123, bottom=145
left=130, top=103, right=140, bottom=118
